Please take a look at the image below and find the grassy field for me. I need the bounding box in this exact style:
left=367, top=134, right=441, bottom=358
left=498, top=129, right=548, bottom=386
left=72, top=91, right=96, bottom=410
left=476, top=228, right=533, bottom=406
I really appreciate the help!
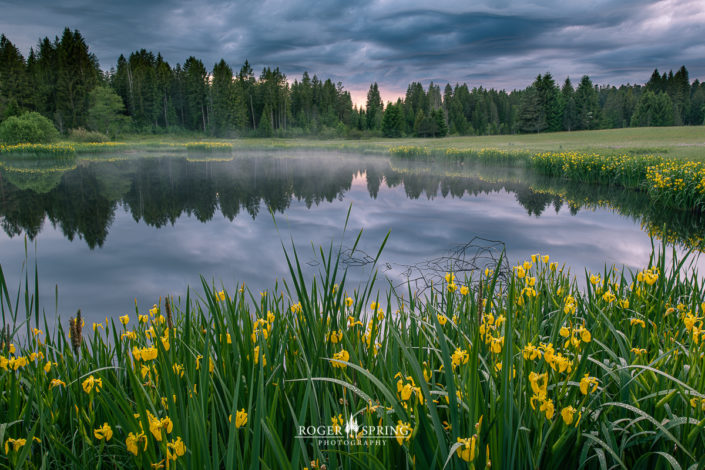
left=373, top=127, right=705, bottom=160
left=1, top=126, right=703, bottom=160
left=98, top=126, right=705, bottom=160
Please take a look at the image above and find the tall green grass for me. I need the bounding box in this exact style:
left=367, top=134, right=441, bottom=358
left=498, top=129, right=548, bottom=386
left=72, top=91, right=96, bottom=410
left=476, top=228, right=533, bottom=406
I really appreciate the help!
left=645, top=161, right=705, bottom=212
left=1, top=232, right=704, bottom=469
left=529, top=151, right=665, bottom=188
left=184, top=142, right=233, bottom=152
left=389, top=145, right=531, bottom=164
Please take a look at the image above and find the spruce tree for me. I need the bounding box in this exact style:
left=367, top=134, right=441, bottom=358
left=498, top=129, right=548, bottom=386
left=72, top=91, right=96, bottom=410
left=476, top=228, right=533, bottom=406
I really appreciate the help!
left=381, top=102, right=403, bottom=137
left=433, top=108, right=448, bottom=137
left=518, top=87, right=546, bottom=133
left=0, top=34, right=28, bottom=119
left=536, top=73, right=562, bottom=132
left=236, top=60, right=256, bottom=131
left=124, top=49, right=159, bottom=129
left=54, top=28, right=100, bottom=131
left=689, top=83, right=705, bottom=125
left=631, top=91, right=674, bottom=127
left=258, top=103, right=273, bottom=137
left=561, top=78, right=576, bottom=131
left=366, top=83, right=383, bottom=130
left=211, top=59, right=236, bottom=136
left=183, top=56, right=208, bottom=131
left=413, top=109, right=428, bottom=137
left=672, top=66, right=690, bottom=125
left=155, top=54, right=175, bottom=128
left=646, top=69, right=664, bottom=93
left=574, top=75, right=599, bottom=130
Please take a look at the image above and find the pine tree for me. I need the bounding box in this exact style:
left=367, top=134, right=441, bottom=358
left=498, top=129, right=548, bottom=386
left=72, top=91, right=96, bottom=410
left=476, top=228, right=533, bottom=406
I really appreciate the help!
left=32, top=37, right=59, bottom=123
left=427, top=82, right=442, bottom=111
left=172, top=63, right=186, bottom=127
left=236, top=60, right=256, bottom=131
left=258, top=103, right=273, bottom=137
left=672, top=66, right=690, bottom=125
left=366, top=83, right=383, bottom=130
left=183, top=56, right=208, bottom=131
left=646, top=69, right=665, bottom=93
left=631, top=91, right=674, bottom=127
left=518, top=87, right=546, bottom=133
left=689, top=82, right=705, bottom=125
left=535, top=73, right=562, bottom=132
left=448, top=98, right=468, bottom=135
left=0, top=34, right=28, bottom=119
left=602, top=87, right=624, bottom=128
left=54, top=28, right=100, bottom=131
left=653, top=92, right=675, bottom=126
left=381, top=102, right=403, bottom=137
left=413, top=109, right=428, bottom=137
left=211, top=59, right=236, bottom=136
left=433, top=108, right=448, bottom=137
left=111, top=55, right=131, bottom=118
left=123, top=49, right=159, bottom=129
left=574, top=75, right=599, bottom=130
left=335, top=82, right=353, bottom=127
left=155, top=54, right=175, bottom=128
left=443, top=84, right=453, bottom=114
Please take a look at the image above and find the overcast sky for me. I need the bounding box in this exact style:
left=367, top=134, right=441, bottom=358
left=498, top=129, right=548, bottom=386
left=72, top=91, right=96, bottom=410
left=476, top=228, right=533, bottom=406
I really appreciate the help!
left=1, top=0, right=704, bottom=105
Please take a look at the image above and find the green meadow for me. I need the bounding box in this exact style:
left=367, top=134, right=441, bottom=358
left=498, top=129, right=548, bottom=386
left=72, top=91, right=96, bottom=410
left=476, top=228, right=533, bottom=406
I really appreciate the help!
left=169, top=126, right=705, bottom=161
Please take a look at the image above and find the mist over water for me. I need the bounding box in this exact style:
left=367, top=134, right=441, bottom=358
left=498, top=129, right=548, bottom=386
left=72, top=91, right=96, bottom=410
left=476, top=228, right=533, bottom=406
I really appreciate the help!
left=1, top=150, right=703, bottom=326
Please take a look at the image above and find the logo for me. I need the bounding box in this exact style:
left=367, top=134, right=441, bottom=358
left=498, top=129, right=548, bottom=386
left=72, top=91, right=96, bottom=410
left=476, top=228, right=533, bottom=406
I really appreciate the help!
left=295, top=413, right=411, bottom=447
left=292, top=395, right=413, bottom=447
left=343, top=414, right=359, bottom=437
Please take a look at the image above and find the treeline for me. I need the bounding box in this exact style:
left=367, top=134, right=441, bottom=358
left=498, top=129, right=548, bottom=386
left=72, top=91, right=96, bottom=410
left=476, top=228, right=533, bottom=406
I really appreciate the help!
left=0, top=28, right=704, bottom=140
left=516, top=70, right=705, bottom=133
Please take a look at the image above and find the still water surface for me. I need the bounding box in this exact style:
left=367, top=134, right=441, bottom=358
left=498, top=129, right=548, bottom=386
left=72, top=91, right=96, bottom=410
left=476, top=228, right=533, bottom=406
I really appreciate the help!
left=1, top=151, right=703, bottom=325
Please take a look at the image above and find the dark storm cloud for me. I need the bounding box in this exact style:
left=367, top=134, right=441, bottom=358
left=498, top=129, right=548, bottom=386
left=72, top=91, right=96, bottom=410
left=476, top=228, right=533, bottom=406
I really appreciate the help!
left=356, top=11, right=557, bottom=66
left=1, top=0, right=703, bottom=102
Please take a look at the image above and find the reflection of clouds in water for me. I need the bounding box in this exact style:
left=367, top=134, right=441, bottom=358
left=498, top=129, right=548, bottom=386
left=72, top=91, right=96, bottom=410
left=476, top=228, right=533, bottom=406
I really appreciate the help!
left=1, top=154, right=704, bottom=329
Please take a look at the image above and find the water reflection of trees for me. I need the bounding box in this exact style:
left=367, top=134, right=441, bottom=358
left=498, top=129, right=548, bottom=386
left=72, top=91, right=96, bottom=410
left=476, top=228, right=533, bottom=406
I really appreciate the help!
left=387, top=159, right=705, bottom=250
left=0, top=154, right=703, bottom=250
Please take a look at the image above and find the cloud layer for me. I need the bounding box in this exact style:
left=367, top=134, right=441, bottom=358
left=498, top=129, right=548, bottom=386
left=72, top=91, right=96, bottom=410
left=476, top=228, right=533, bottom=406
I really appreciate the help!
left=2, top=0, right=704, bottom=103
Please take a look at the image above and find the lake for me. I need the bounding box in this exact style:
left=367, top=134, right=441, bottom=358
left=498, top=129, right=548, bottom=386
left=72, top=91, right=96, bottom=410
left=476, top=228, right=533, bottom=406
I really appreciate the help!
left=1, top=150, right=703, bottom=326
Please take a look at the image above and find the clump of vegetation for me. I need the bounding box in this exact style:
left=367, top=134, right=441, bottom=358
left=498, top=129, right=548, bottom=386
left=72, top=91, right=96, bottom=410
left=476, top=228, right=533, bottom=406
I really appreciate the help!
left=529, top=151, right=665, bottom=188
left=389, top=146, right=532, bottom=164
left=0, top=143, right=75, bottom=158
left=645, top=160, right=705, bottom=212
left=389, top=145, right=433, bottom=158
left=1, top=235, right=703, bottom=468
left=184, top=142, right=233, bottom=152
left=72, top=142, right=130, bottom=153
left=0, top=141, right=133, bottom=157
left=444, top=148, right=531, bottom=164
left=68, top=128, right=110, bottom=143
left=529, top=152, right=705, bottom=211
left=0, top=112, right=60, bottom=145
